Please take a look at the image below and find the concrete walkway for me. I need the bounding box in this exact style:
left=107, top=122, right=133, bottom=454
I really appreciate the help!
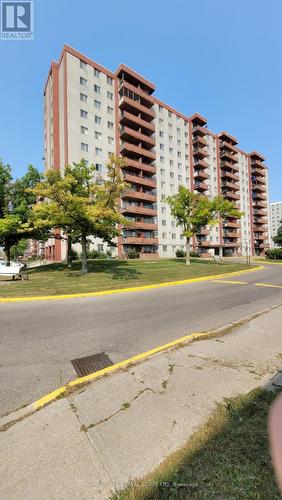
left=1, top=306, right=282, bottom=499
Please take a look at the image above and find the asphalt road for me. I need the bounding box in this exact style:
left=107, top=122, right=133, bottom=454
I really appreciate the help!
left=1, top=264, right=282, bottom=417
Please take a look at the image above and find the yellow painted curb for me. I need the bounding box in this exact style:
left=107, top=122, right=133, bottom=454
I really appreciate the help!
left=252, top=260, right=282, bottom=266
left=33, top=331, right=209, bottom=410
left=0, top=266, right=263, bottom=303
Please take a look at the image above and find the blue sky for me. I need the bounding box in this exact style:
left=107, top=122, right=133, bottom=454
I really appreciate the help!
left=0, top=0, right=281, bottom=201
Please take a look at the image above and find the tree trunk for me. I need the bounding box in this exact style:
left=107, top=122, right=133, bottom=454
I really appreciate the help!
left=5, top=244, right=11, bottom=266
left=186, top=237, right=191, bottom=265
left=219, top=245, right=223, bottom=263
left=81, top=234, right=88, bottom=274
left=67, top=237, right=72, bottom=268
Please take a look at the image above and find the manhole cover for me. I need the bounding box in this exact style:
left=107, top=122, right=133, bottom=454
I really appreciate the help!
left=71, top=353, right=113, bottom=377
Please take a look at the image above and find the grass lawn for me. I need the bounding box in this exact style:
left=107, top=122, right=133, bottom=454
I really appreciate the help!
left=0, top=258, right=250, bottom=298
left=113, top=388, right=281, bottom=500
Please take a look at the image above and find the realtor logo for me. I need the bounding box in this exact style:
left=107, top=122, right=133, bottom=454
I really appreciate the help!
left=1, top=1, right=34, bottom=39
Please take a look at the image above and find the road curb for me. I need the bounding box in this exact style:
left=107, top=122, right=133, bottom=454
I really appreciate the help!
left=2, top=299, right=281, bottom=433
left=0, top=265, right=263, bottom=303
left=253, top=260, right=282, bottom=266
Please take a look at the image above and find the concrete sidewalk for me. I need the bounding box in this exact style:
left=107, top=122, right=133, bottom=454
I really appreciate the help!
left=1, top=306, right=282, bottom=500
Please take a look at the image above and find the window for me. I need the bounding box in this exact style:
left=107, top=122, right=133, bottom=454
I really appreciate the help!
left=95, top=131, right=102, bottom=140
left=80, top=93, right=87, bottom=103
left=107, top=106, right=113, bottom=114
left=159, top=118, right=163, bottom=125
left=81, top=126, right=88, bottom=134
left=177, top=139, right=181, bottom=146
left=163, top=245, right=167, bottom=252
left=172, top=233, right=176, bottom=239
left=169, top=147, right=173, bottom=154
left=80, top=109, right=88, bottom=118
left=169, top=160, right=174, bottom=166
left=95, top=147, right=102, bottom=156
left=80, top=60, right=87, bottom=70
left=160, top=168, right=165, bottom=175
left=159, top=105, right=163, bottom=112
left=161, top=194, right=165, bottom=201
left=161, top=181, right=165, bottom=188
left=178, top=175, right=182, bottom=181
left=171, top=220, right=176, bottom=227
left=107, top=76, right=113, bottom=85
left=160, top=144, right=164, bottom=150
left=80, top=77, right=87, bottom=87
left=159, top=131, right=164, bottom=137
left=177, top=151, right=181, bottom=158
left=95, top=163, right=103, bottom=172
left=161, top=207, right=166, bottom=213
left=170, top=172, right=174, bottom=179
left=169, top=135, right=173, bottom=142
left=94, top=84, right=101, bottom=94
left=81, top=142, right=88, bottom=152
left=94, top=68, right=100, bottom=77
left=97, top=244, right=104, bottom=251
left=162, top=220, right=166, bottom=226
left=160, top=156, right=164, bottom=163
left=107, top=91, right=113, bottom=100
left=107, top=121, right=114, bottom=129
left=95, top=115, right=101, bottom=124
left=162, top=233, right=167, bottom=238
left=94, top=100, right=101, bottom=109
left=108, top=136, right=114, bottom=145
left=168, top=111, right=172, bottom=118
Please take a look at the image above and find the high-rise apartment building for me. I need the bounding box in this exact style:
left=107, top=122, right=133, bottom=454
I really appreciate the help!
left=44, top=45, right=270, bottom=260
left=270, top=202, right=282, bottom=247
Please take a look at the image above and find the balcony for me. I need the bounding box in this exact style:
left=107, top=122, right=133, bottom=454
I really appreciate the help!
left=193, top=135, right=207, bottom=147
left=193, top=159, right=209, bottom=169
left=252, top=183, right=266, bottom=192
left=221, top=180, right=239, bottom=191
left=253, top=225, right=267, bottom=232
left=124, top=173, right=156, bottom=188
left=253, top=217, right=267, bottom=225
left=192, top=125, right=207, bottom=137
left=220, top=151, right=238, bottom=163
left=197, top=240, right=211, bottom=247
left=121, top=205, right=157, bottom=217
left=196, top=228, right=209, bottom=235
left=223, top=231, right=241, bottom=239
left=120, top=126, right=155, bottom=147
left=222, top=190, right=240, bottom=201
left=119, top=96, right=155, bottom=121
left=252, top=200, right=267, bottom=208
left=123, top=190, right=157, bottom=202
left=221, top=169, right=239, bottom=182
left=194, top=170, right=209, bottom=181
left=220, top=140, right=238, bottom=153
left=254, top=242, right=267, bottom=249
left=125, top=221, right=158, bottom=231
left=120, top=80, right=155, bottom=107
left=193, top=146, right=207, bottom=159
left=123, top=158, right=156, bottom=175
left=251, top=167, right=266, bottom=177
left=122, top=237, right=158, bottom=245
left=120, top=111, right=155, bottom=135
left=194, top=182, right=209, bottom=192
left=251, top=160, right=265, bottom=170
left=120, top=141, right=156, bottom=161
left=223, top=221, right=240, bottom=229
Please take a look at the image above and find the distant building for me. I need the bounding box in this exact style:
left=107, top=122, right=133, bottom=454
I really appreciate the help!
left=270, top=202, right=282, bottom=247
left=43, top=44, right=271, bottom=260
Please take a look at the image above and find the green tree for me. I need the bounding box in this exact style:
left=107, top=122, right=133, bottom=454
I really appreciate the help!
left=10, top=239, right=28, bottom=260
left=273, top=221, right=282, bottom=247
left=211, top=196, right=242, bottom=262
left=166, top=187, right=214, bottom=265
left=31, top=156, right=127, bottom=273
left=0, top=163, right=46, bottom=265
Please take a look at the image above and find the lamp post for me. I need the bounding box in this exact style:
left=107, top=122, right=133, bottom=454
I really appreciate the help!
left=245, top=239, right=250, bottom=267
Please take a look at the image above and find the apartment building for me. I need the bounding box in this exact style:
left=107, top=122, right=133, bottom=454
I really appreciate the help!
left=44, top=45, right=270, bottom=260
left=270, top=202, right=282, bottom=247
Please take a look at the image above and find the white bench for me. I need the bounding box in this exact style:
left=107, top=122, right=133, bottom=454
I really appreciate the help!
left=0, top=264, right=23, bottom=280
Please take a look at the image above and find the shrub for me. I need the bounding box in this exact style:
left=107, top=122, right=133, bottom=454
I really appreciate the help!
left=190, top=250, right=200, bottom=257
left=126, top=249, right=140, bottom=259
left=70, top=248, right=78, bottom=260
left=265, top=248, right=282, bottom=260
left=175, top=249, right=185, bottom=257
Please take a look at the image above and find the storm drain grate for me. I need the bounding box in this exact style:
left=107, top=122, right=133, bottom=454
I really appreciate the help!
left=71, top=353, right=113, bottom=377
